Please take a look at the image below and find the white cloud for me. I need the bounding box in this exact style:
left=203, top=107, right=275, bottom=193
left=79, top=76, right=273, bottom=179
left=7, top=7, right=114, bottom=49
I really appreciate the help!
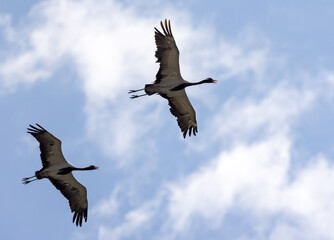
left=98, top=199, right=158, bottom=240
left=5, top=1, right=334, bottom=239
left=167, top=138, right=334, bottom=239
left=0, top=0, right=270, bottom=164
left=0, top=0, right=166, bottom=162
left=164, top=75, right=334, bottom=239
left=92, top=185, right=120, bottom=217
left=213, top=84, right=314, bottom=141
left=167, top=135, right=291, bottom=232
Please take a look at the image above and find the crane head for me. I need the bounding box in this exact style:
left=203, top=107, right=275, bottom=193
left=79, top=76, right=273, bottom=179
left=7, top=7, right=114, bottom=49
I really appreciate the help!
left=205, top=78, right=218, bottom=83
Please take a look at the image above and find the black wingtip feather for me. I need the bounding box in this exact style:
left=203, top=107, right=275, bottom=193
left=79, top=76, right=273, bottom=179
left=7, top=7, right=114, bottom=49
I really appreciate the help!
left=79, top=210, right=83, bottom=227
left=72, top=209, right=87, bottom=227
left=168, top=19, right=172, bottom=35
left=76, top=209, right=80, bottom=226
left=73, top=211, right=78, bottom=223
left=189, top=126, right=193, bottom=137
left=29, top=125, right=40, bottom=131
left=154, top=27, right=162, bottom=35
left=35, top=123, right=46, bottom=131
left=159, top=19, right=172, bottom=36
left=160, top=20, right=167, bottom=36
left=27, top=123, right=47, bottom=134
left=182, top=126, right=198, bottom=138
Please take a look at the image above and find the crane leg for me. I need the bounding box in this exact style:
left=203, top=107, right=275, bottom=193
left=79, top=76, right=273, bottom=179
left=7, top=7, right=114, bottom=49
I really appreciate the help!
left=22, top=176, right=35, bottom=180
left=130, top=93, right=147, bottom=99
left=22, top=176, right=37, bottom=184
left=128, top=88, right=145, bottom=94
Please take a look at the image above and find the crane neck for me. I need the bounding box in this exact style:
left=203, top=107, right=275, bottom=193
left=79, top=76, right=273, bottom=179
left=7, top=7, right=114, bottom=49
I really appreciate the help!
left=75, top=165, right=99, bottom=171
left=58, top=165, right=98, bottom=175
left=170, top=80, right=208, bottom=91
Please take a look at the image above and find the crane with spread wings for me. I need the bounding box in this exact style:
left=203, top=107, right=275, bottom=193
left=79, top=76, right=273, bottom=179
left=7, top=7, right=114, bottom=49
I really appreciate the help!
left=22, top=124, right=98, bottom=227
left=129, top=19, right=217, bottom=138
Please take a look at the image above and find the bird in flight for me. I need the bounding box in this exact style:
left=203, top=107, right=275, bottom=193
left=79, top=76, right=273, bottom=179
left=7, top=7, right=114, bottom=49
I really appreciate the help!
left=22, top=124, right=98, bottom=227
left=129, top=19, right=217, bottom=138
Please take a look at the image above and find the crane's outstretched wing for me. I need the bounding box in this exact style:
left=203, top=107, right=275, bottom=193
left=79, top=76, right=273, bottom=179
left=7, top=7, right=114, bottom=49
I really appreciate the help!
left=49, top=173, right=88, bottom=227
left=27, top=124, right=67, bottom=168
left=162, top=90, right=198, bottom=138
left=154, top=19, right=182, bottom=84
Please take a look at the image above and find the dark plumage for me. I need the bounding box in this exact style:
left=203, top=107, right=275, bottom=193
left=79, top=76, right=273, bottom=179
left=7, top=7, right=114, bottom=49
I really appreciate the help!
left=22, top=124, right=98, bottom=226
left=129, top=19, right=217, bottom=138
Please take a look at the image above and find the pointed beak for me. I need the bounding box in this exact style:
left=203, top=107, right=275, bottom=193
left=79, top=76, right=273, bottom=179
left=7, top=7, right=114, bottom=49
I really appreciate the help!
left=213, top=79, right=218, bottom=83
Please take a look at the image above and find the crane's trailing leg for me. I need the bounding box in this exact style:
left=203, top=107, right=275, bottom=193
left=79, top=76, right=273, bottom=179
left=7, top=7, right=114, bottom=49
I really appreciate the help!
left=128, top=88, right=145, bottom=93
left=129, top=88, right=148, bottom=99
left=130, top=93, right=147, bottom=99
left=22, top=176, right=38, bottom=184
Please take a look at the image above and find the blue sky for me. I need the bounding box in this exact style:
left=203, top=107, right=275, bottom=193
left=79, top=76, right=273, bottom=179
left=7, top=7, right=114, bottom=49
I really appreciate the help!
left=1, top=0, right=334, bottom=239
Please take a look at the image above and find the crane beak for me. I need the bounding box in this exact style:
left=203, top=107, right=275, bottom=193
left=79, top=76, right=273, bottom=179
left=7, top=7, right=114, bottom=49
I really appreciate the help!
left=213, top=79, right=218, bottom=83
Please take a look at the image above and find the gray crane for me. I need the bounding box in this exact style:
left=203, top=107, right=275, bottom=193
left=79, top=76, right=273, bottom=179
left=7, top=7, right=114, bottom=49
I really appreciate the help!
left=22, top=124, right=98, bottom=226
left=129, top=19, right=217, bottom=138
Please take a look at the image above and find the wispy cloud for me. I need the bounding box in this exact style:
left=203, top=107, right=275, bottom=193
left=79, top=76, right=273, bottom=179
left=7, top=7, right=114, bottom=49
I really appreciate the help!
left=168, top=135, right=291, bottom=232
left=97, top=197, right=161, bottom=240
left=164, top=71, right=334, bottom=239
left=0, top=0, right=270, bottom=165
left=3, top=0, right=334, bottom=239
left=93, top=68, right=334, bottom=239
left=92, top=185, right=120, bottom=218
left=208, top=83, right=315, bottom=143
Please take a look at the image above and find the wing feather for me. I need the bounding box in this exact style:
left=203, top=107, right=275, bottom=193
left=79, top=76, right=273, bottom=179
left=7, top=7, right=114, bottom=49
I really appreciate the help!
left=49, top=173, right=88, bottom=227
left=163, top=90, right=198, bottom=138
left=154, top=19, right=181, bottom=84
left=27, top=124, right=67, bottom=167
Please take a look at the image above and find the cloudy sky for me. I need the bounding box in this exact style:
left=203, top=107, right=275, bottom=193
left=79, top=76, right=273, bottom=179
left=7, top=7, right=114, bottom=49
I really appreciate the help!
left=1, top=0, right=334, bottom=239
